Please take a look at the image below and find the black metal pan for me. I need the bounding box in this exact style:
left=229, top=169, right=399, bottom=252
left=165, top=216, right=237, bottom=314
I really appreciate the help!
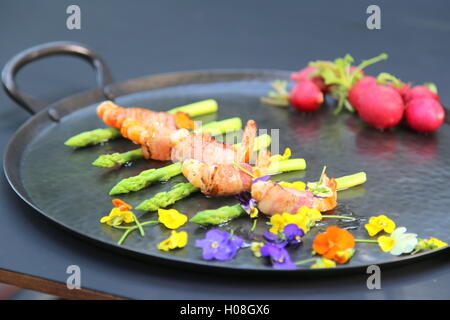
left=2, top=41, right=449, bottom=275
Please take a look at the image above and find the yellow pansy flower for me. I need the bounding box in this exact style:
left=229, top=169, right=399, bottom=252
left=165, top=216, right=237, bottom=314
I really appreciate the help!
left=269, top=214, right=287, bottom=234
left=158, top=209, right=188, bottom=229
left=297, top=206, right=322, bottom=222
left=284, top=212, right=312, bottom=233
left=426, top=237, right=448, bottom=248
left=311, top=258, right=336, bottom=269
left=415, top=237, right=448, bottom=252
left=270, top=147, right=291, bottom=162
left=365, top=215, right=396, bottom=236
left=378, top=236, right=395, bottom=252
left=250, top=242, right=264, bottom=257
left=249, top=207, right=259, bottom=219
left=100, top=207, right=135, bottom=226
left=279, top=181, right=307, bottom=191
left=157, top=230, right=188, bottom=251
left=269, top=210, right=313, bottom=235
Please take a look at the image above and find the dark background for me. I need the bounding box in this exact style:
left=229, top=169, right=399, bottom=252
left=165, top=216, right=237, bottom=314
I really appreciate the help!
left=0, top=0, right=449, bottom=299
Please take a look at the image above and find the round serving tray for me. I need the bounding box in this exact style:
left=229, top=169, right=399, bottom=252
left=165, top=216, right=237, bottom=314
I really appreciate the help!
left=3, top=43, right=449, bottom=275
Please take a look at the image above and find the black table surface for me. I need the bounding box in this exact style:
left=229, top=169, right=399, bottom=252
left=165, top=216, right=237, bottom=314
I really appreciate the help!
left=1, top=0, right=449, bottom=299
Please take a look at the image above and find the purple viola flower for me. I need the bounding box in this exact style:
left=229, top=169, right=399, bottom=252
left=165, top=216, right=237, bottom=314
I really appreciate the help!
left=252, top=175, right=271, bottom=184
left=195, top=229, right=245, bottom=261
left=263, top=230, right=287, bottom=247
left=236, top=191, right=258, bottom=217
left=260, top=244, right=296, bottom=269
left=283, top=224, right=305, bottom=247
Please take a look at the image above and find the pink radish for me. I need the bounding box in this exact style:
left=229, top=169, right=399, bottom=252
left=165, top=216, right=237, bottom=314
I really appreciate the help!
left=291, top=66, right=329, bottom=92
left=289, top=79, right=324, bottom=112
left=352, top=82, right=404, bottom=129
left=348, top=76, right=377, bottom=111
left=404, top=86, right=439, bottom=103
left=405, top=98, right=445, bottom=133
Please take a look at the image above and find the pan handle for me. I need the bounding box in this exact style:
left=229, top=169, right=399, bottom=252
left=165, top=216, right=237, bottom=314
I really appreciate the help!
left=1, top=41, right=113, bottom=114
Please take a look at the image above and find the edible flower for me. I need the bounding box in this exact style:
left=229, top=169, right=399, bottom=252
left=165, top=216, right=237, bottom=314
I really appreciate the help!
left=236, top=191, right=259, bottom=218
left=270, top=147, right=291, bottom=162
left=333, top=248, right=355, bottom=264
left=279, top=181, right=307, bottom=191
left=297, top=206, right=322, bottom=222
left=250, top=242, right=265, bottom=257
left=112, top=198, right=132, bottom=211
left=158, top=208, right=188, bottom=229
left=196, top=229, right=245, bottom=261
left=311, top=258, right=336, bottom=269
left=312, top=226, right=355, bottom=263
left=269, top=212, right=311, bottom=235
left=157, top=230, right=188, bottom=251
left=283, top=224, right=305, bottom=247
left=414, top=237, right=448, bottom=253
left=269, top=206, right=320, bottom=235
left=252, top=175, right=271, bottom=184
left=263, top=224, right=304, bottom=248
left=377, top=227, right=418, bottom=256
left=260, top=244, right=296, bottom=269
left=100, top=198, right=135, bottom=226
left=416, top=237, right=448, bottom=250
left=364, top=215, right=396, bottom=236
left=263, top=230, right=286, bottom=246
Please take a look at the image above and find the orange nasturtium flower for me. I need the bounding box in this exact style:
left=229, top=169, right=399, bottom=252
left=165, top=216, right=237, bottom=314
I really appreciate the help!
left=112, top=198, right=133, bottom=211
left=100, top=199, right=135, bottom=226
left=313, top=226, right=355, bottom=263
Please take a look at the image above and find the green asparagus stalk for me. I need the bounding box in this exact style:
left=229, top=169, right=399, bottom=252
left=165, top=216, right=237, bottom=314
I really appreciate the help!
left=190, top=204, right=245, bottom=226
left=64, top=128, right=121, bottom=148
left=93, top=149, right=145, bottom=168
left=92, top=117, right=244, bottom=168
left=135, top=183, right=199, bottom=211
left=335, top=172, right=367, bottom=190
left=310, top=171, right=367, bottom=191
left=268, top=158, right=306, bottom=174
left=109, top=134, right=273, bottom=195
left=167, top=99, right=218, bottom=117
left=194, top=117, right=242, bottom=136
left=65, top=99, right=218, bottom=148
left=109, top=163, right=182, bottom=195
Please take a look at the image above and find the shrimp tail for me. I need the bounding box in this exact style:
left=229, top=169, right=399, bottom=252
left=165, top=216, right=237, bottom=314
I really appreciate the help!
left=253, top=148, right=272, bottom=177
left=236, top=120, right=257, bottom=163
